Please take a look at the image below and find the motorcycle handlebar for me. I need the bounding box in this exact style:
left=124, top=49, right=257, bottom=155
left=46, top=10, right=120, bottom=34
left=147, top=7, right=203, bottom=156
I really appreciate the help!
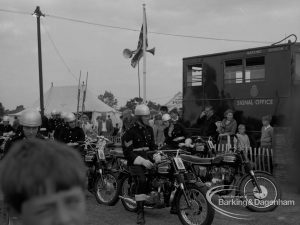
left=96, top=135, right=111, bottom=142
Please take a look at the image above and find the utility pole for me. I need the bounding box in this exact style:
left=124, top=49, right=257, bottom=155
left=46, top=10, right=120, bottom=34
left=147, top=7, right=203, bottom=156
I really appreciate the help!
left=142, top=4, right=147, bottom=103
left=33, top=6, right=45, bottom=117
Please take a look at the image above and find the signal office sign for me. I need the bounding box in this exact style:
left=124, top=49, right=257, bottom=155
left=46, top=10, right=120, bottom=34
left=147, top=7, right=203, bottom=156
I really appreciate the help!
left=236, top=99, right=273, bottom=106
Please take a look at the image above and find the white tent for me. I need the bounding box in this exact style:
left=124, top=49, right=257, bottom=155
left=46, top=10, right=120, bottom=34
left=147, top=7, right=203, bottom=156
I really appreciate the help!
left=31, top=85, right=121, bottom=126
left=165, top=92, right=182, bottom=111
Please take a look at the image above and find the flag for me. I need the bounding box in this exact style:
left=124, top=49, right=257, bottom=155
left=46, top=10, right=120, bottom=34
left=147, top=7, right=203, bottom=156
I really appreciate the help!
left=131, top=22, right=148, bottom=68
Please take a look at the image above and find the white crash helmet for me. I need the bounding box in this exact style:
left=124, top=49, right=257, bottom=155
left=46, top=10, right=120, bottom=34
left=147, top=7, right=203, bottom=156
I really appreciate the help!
left=135, top=104, right=150, bottom=116
left=162, top=113, right=171, bottom=122
left=20, top=109, right=42, bottom=127
left=51, top=109, right=57, bottom=116
left=65, top=112, right=76, bottom=123
left=2, top=116, right=9, bottom=122
left=60, top=112, right=68, bottom=121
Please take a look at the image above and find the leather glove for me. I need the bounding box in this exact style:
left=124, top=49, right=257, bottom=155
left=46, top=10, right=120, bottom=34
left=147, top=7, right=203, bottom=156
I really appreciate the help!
left=134, top=156, right=154, bottom=169
left=153, top=153, right=162, bottom=163
left=185, top=138, right=193, bottom=147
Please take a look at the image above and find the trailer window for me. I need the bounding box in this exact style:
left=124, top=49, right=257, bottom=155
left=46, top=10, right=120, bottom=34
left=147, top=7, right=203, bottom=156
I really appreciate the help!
left=187, top=64, right=202, bottom=86
left=245, top=57, right=265, bottom=83
left=224, top=59, right=243, bottom=84
left=295, top=53, right=300, bottom=81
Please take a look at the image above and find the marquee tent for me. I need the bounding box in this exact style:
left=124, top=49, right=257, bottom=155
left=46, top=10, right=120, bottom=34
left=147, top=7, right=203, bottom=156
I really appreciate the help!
left=31, top=84, right=121, bottom=126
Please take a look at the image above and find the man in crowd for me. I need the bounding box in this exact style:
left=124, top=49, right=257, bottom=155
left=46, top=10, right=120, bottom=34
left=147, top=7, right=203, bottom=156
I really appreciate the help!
left=159, top=106, right=168, bottom=116
left=0, top=116, right=13, bottom=136
left=0, top=138, right=86, bottom=225
left=197, top=105, right=220, bottom=139
left=4, top=109, right=45, bottom=155
left=48, top=110, right=64, bottom=139
left=97, top=114, right=113, bottom=136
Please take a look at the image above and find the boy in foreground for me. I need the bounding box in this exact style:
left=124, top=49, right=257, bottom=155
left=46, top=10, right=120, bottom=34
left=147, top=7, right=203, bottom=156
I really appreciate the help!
left=0, top=138, right=86, bottom=225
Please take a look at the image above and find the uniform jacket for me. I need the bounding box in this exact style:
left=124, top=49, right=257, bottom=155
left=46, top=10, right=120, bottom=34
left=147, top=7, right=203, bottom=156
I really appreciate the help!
left=122, top=121, right=156, bottom=166
left=60, top=126, right=85, bottom=143
left=4, top=132, right=45, bottom=155
left=163, top=122, right=188, bottom=148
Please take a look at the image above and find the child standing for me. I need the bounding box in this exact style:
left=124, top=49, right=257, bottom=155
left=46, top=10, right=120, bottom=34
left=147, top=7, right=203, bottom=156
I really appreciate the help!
left=234, top=124, right=251, bottom=150
left=260, top=115, right=274, bottom=149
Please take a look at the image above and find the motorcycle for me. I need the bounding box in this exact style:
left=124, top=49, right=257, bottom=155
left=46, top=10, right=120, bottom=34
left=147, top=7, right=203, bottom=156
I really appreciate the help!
left=118, top=149, right=215, bottom=225
left=0, top=132, right=15, bottom=159
left=82, top=136, right=122, bottom=206
left=181, top=136, right=281, bottom=212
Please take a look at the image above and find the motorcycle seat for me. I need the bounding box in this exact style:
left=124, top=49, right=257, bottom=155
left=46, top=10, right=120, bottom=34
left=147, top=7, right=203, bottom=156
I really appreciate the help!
left=180, top=154, right=213, bottom=165
left=110, top=149, right=125, bottom=158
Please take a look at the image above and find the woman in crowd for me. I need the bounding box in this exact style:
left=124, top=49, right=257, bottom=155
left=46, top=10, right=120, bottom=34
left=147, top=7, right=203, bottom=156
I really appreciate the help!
left=217, top=109, right=237, bottom=147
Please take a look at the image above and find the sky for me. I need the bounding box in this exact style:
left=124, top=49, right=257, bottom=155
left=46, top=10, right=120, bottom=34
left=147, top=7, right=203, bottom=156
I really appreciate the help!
left=0, top=0, right=299, bottom=110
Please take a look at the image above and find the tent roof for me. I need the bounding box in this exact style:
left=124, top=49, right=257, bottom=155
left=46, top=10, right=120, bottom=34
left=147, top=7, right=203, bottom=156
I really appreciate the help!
left=32, top=85, right=116, bottom=114
left=165, top=92, right=182, bottom=110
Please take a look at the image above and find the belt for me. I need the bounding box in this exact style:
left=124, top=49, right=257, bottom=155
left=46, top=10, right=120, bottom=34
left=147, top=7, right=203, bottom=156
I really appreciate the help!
left=133, top=147, right=150, bottom=152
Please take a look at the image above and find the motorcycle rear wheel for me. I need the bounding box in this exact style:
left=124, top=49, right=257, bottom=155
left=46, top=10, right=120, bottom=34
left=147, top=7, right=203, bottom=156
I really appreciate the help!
left=177, top=183, right=215, bottom=225
left=94, top=172, right=119, bottom=206
left=239, top=172, right=281, bottom=212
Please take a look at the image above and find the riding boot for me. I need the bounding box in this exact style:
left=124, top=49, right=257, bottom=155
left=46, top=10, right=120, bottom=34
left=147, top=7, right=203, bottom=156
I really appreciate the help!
left=136, top=201, right=145, bottom=225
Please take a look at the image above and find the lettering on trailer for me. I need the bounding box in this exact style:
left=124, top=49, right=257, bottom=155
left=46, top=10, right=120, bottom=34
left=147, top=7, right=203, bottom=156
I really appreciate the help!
left=236, top=99, right=273, bottom=106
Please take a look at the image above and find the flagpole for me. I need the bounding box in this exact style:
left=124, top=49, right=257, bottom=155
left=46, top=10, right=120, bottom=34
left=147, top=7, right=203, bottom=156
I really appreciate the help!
left=138, top=61, right=141, bottom=98
left=142, top=4, right=147, bottom=103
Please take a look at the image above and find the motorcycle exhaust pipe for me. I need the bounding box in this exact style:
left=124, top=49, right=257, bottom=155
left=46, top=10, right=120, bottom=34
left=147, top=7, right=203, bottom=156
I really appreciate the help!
left=119, top=196, right=136, bottom=205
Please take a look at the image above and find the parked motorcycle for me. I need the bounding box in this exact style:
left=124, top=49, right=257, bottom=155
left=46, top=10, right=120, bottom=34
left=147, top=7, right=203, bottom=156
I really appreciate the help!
left=181, top=136, right=281, bottom=212
left=83, top=136, right=121, bottom=206
left=118, top=149, right=215, bottom=225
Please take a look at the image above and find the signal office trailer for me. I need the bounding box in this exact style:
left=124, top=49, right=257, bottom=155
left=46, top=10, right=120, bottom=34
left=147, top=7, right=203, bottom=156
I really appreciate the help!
left=182, top=42, right=300, bottom=144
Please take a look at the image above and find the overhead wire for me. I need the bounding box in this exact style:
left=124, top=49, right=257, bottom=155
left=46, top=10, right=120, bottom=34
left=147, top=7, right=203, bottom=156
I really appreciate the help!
left=46, top=13, right=272, bottom=44
left=0, top=8, right=273, bottom=44
left=41, top=21, right=79, bottom=81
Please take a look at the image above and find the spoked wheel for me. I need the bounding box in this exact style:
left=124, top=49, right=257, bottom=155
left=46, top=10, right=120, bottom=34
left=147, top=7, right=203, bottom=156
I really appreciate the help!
left=177, top=184, right=214, bottom=225
left=94, top=172, right=119, bottom=206
left=239, top=172, right=281, bottom=212
left=0, top=200, right=9, bottom=225
left=119, top=176, right=137, bottom=212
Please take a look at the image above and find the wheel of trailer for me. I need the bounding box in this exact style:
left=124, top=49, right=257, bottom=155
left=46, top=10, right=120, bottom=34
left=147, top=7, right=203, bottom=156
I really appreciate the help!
left=176, top=183, right=215, bottom=225
left=119, top=175, right=137, bottom=212
left=94, top=172, right=119, bottom=206
left=239, top=172, right=281, bottom=212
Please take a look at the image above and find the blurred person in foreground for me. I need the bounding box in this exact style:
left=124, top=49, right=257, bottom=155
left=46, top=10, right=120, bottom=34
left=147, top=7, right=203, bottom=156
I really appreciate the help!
left=0, top=138, right=86, bottom=225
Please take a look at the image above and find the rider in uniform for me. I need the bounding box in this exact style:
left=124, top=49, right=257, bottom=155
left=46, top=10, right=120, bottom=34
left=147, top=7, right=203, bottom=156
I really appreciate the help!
left=162, top=113, right=192, bottom=149
left=161, top=113, right=192, bottom=214
left=122, top=104, right=156, bottom=225
left=4, top=109, right=45, bottom=155
left=59, top=112, right=85, bottom=144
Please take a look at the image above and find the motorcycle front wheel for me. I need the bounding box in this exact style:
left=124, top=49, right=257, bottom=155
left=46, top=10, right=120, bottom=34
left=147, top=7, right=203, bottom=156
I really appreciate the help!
left=239, top=171, right=281, bottom=212
left=177, top=183, right=215, bottom=225
left=94, top=172, right=119, bottom=206
left=119, top=175, right=137, bottom=212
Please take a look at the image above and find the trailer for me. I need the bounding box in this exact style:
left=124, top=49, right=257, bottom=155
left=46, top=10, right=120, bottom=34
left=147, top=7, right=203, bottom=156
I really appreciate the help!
left=182, top=42, right=300, bottom=145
